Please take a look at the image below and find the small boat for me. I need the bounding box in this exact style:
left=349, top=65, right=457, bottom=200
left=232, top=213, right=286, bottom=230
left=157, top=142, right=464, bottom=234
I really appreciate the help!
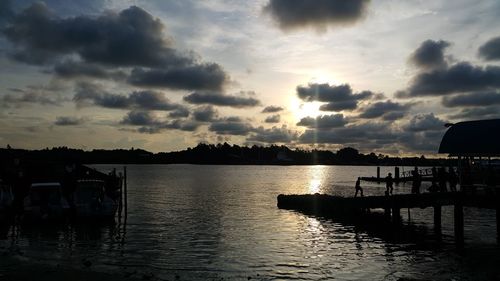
left=73, top=180, right=118, bottom=219
left=23, top=182, right=70, bottom=221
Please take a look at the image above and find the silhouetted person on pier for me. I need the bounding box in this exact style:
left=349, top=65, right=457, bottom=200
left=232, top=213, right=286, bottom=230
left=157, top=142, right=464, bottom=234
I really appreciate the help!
left=385, top=173, right=393, bottom=195
left=411, top=170, right=421, bottom=194
left=448, top=168, right=458, bottom=192
left=354, top=177, right=363, bottom=197
left=438, top=167, right=447, bottom=192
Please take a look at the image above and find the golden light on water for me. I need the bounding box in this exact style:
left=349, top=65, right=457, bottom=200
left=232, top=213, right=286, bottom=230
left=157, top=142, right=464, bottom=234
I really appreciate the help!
left=307, top=165, right=328, bottom=194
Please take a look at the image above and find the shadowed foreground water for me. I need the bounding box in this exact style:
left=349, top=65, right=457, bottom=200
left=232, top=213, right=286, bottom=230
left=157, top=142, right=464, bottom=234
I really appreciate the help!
left=1, top=165, right=499, bottom=280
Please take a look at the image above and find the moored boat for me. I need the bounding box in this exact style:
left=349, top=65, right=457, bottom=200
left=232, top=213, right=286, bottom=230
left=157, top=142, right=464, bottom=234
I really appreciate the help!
left=23, top=182, right=70, bottom=221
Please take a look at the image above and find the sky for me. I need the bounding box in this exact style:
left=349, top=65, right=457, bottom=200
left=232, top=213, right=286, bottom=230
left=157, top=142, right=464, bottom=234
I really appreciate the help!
left=1, top=0, right=500, bottom=155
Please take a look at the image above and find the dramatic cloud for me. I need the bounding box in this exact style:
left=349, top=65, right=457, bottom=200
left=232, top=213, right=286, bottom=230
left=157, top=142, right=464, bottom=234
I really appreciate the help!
left=1, top=91, right=61, bottom=107
left=479, top=36, right=500, bottom=61
left=128, top=64, right=229, bottom=91
left=297, top=114, right=347, bottom=129
left=358, top=100, right=412, bottom=120
left=183, top=91, right=260, bottom=108
left=209, top=120, right=253, bottom=136
left=54, top=116, right=86, bottom=126
left=403, top=113, right=446, bottom=132
left=264, top=0, right=370, bottom=31
left=193, top=106, right=218, bottom=122
left=73, top=83, right=185, bottom=111
left=442, top=91, right=500, bottom=107
left=262, top=106, right=284, bottom=113
left=3, top=3, right=229, bottom=91
left=53, top=60, right=126, bottom=80
left=410, top=40, right=450, bottom=70
left=264, top=114, right=280, bottom=123
left=397, top=62, right=500, bottom=97
left=168, top=107, right=190, bottom=118
left=121, top=111, right=200, bottom=134
left=247, top=126, right=298, bottom=143
left=297, top=83, right=373, bottom=111
left=448, top=106, right=500, bottom=120
left=299, top=122, right=394, bottom=145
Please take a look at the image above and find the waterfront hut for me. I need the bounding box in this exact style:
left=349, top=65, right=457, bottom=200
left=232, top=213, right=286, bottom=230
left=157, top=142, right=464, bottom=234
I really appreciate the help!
left=438, top=119, right=500, bottom=188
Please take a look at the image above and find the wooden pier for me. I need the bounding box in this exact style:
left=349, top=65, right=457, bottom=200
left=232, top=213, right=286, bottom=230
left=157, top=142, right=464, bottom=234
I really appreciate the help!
left=277, top=191, right=500, bottom=242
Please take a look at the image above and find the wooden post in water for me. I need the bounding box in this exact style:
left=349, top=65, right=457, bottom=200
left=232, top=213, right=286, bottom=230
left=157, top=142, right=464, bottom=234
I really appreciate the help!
left=454, top=202, right=464, bottom=243
left=434, top=205, right=442, bottom=233
left=377, top=167, right=380, bottom=182
left=118, top=172, right=123, bottom=219
left=123, top=166, right=128, bottom=218
left=395, top=167, right=400, bottom=182
left=392, top=207, right=400, bottom=224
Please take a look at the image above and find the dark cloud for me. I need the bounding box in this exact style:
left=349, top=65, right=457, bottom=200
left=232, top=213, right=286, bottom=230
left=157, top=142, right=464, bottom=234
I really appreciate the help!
left=193, top=106, right=218, bottom=122
left=397, top=62, right=500, bottom=98
left=128, top=64, right=229, bottom=91
left=53, top=60, right=126, bottom=80
left=398, top=130, right=444, bottom=153
left=121, top=111, right=160, bottom=126
left=262, top=105, right=284, bottom=113
left=1, top=92, right=60, bottom=107
left=73, top=82, right=185, bottom=111
left=358, top=100, right=412, bottom=120
left=209, top=120, right=253, bottom=136
left=410, top=40, right=450, bottom=70
left=448, top=106, right=500, bottom=120
left=264, top=114, right=280, bottom=123
left=183, top=91, right=261, bottom=108
left=479, top=36, right=500, bottom=61
left=297, top=83, right=372, bottom=111
left=4, top=3, right=229, bottom=91
left=247, top=126, right=298, bottom=143
left=442, top=91, right=500, bottom=107
left=297, top=114, right=347, bottom=129
left=319, top=100, right=358, bottom=111
left=168, top=107, right=190, bottom=118
left=54, top=116, right=86, bottom=126
left=403, top=113, right=446, bottom=132
left=0, top=0, right=14, bottom=26
left=298, top=122, right=394, bottom=145
left=264, top=0, right=370, bottom=31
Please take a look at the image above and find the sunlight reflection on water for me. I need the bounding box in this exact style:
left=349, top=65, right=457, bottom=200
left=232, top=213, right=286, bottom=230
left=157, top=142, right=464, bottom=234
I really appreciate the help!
left=1, top=165, right=499, bottom=280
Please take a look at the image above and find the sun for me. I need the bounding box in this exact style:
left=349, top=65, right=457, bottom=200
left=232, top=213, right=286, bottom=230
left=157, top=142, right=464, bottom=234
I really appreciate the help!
left=290, top=97, right=323, bottom=121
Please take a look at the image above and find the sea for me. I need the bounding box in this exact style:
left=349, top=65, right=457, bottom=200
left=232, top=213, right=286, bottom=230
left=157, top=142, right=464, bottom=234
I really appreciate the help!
left=1, top=165, right=499, bottom=280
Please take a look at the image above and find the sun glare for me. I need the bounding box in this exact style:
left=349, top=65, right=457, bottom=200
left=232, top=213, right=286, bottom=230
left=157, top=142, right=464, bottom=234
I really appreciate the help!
left=290, top=98, right=323, bottom=121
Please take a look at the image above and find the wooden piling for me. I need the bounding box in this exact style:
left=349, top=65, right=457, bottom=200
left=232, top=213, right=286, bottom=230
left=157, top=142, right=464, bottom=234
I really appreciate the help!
left=392, top=207, right=400, bottom=224
left=377, top=167, right=380, bottom=182
left=395, top=167, right=400, bottom=182
left=123, top=166, right=128, bottom=218
left=454, top=203, right=464, bottom=243
left=434, top=205, right=442, bottom=233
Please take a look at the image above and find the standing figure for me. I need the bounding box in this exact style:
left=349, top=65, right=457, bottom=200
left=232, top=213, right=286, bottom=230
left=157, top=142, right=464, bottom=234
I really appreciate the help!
left=354, top=177, right=364, bottom=197
left=411, top=170, right=421, bottom=194
left=448, top=168, right=458, bottom=192
left=385, top=173, right=393, bottom=195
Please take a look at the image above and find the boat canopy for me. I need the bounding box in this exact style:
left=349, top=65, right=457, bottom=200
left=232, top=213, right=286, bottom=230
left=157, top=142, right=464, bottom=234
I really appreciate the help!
left=438, top=119, right=500, bottom=157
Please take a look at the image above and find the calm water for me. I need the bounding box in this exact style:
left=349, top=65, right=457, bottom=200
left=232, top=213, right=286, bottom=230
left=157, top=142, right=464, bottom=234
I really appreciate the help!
left=1, top=165, right=499, bottom=280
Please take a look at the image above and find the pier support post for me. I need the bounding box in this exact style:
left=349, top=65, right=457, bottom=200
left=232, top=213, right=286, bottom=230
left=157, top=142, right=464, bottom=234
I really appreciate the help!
left=377, top=167, right=380, bottom=182
left=395, top=167, right=400, bottom=182
left=496, top=201, right=500, bottom=242
left=454, top=203, right=464, bottom=244
left=434, top=205, right=442, bottom=233
left=392, top=207, right=400, bottom=224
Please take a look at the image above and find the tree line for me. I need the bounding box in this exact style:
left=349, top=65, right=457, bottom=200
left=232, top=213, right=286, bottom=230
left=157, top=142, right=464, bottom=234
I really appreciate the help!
left=0, top=143, right=452, bottom=166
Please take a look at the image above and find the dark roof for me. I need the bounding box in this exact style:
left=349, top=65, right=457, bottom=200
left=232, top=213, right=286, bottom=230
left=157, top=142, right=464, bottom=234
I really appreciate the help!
left=438, top=119, right=500, bottom=156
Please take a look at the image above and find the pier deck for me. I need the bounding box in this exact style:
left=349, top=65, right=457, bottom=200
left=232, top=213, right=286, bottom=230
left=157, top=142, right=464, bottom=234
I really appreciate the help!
left=277, top=191, right=500, bottom=242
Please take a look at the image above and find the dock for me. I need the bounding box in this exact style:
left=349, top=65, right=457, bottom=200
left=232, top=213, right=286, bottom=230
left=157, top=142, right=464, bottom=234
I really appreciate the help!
left=277, top=191, right=500, bottom=242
